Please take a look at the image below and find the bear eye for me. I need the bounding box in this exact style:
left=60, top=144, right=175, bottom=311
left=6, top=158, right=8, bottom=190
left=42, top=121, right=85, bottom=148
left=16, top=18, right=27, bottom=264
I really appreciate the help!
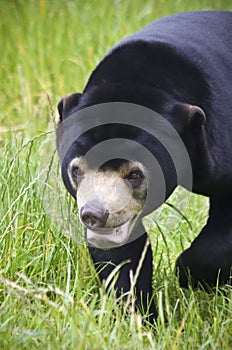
left=128, top=170, right=142, bottom=180
left=72, top=166, right=81, bottom=179
left=127, top=170, right=144, bottom=187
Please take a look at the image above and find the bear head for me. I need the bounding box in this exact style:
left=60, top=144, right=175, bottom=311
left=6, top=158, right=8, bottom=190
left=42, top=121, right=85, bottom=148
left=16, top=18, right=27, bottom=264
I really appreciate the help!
left=56, top=82, right=206, bottom=249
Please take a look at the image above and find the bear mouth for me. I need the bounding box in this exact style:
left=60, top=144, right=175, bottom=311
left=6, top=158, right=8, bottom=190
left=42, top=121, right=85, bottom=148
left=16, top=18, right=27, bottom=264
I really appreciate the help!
left=86, top=217, right=136, bottom=249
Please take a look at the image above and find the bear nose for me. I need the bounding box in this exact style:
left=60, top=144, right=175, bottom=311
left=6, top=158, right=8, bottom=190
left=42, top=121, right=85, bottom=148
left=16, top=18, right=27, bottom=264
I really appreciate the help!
left=80, top=203, right=109, bottom=228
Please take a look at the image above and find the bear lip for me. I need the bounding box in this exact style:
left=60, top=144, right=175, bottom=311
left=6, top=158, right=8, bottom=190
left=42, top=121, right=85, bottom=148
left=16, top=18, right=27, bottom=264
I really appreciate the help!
left=86, top=218, right=135, bottom=249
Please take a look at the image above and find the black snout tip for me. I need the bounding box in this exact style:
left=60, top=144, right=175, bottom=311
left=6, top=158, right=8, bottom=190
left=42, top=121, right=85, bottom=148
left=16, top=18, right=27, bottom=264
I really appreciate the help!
left=80, top=203, right=109, bottom=228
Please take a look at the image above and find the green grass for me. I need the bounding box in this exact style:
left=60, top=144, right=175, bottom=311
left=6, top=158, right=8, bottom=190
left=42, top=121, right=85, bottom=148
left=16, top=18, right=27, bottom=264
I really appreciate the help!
left=1, top=0, right=232, bottom=349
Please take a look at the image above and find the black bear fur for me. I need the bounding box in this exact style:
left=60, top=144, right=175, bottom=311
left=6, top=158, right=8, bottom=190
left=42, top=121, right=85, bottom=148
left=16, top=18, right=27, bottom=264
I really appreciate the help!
left=57, top=11, right=232, bottom=323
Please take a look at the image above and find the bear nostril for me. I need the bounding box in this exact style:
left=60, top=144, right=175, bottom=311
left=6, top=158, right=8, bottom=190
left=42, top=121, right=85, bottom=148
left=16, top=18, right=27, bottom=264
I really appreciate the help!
left=81, top=214, right=101, bottom=227
left=80, top=204, right=109, bottom=228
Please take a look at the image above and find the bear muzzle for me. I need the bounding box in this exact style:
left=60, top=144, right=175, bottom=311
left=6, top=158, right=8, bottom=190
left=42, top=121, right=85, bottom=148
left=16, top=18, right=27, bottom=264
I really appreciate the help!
left=80, top=202, right=109, bottom=228
left=79, top=201, right=138, bottom=249
left=85, top=217, right=135, bottom=250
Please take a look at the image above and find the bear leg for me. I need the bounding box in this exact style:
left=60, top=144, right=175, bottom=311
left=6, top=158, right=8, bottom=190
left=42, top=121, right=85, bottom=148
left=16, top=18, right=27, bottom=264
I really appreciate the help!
left=88, top=231, right=157, bottom=324
left=176, top=197, right=232, bottom=289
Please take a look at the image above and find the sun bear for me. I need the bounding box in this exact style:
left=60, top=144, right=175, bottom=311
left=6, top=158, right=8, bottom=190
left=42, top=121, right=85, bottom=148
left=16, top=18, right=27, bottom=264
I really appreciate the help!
left=56, top=11, right=232, bottom=323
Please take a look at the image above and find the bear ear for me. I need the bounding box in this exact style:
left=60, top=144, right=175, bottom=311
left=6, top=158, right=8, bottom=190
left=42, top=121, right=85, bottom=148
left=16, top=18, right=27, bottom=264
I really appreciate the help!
left=57, top=93, right=82, bottom=121
left=173, top=103, right=206, bottom=132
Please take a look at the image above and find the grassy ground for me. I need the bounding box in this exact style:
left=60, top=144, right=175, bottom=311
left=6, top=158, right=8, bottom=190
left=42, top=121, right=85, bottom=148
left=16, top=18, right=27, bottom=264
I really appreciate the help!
left=1, top=0, right=232, bottom=349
